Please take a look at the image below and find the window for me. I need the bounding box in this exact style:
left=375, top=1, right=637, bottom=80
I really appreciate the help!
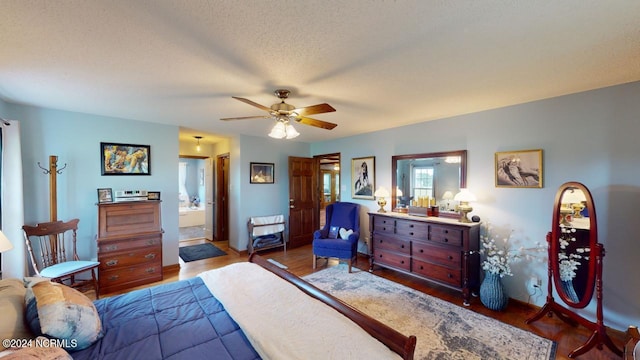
left=412, top=166, right=434, bottom=199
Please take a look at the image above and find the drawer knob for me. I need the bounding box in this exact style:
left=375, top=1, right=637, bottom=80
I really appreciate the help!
left=447, top=273, right=453, bottom=278
left=444, top=230, right=449, bottom=234
left=106, top=245, right=118, bottom=251
left=448, top=255, right=453, bottom=260
left=444, top=238, right=449, bottom=242
left=401, top=244, right=405, bottom=248
left=420, top=249, right=424, bottom=253
left=420, top=265, right=424, bottom=270
left=146, top=240, right=156, bottom=245
left=145, top=253, right=156, bottom=259
left=146, top=268, right=156, bottom=273
left=409, top=224, right=414, bottom=228
left=109, top=275, right=119, bottom=281
left=400, top=260, right=404, bottom=264
left=106, top=259, right=118, bottom=266
left=409, top=232, right=414, bottom=236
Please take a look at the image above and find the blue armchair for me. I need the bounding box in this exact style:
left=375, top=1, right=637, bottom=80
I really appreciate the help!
left=312, top=202, right=360, bottom=272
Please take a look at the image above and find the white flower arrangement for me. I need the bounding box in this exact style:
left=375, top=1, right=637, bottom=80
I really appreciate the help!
left=558, top=225, right=590, bottom=281
left=479, top=224, right=545, bottom=278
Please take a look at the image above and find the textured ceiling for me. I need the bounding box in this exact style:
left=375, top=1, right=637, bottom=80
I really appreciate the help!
left=1, top=1, right=639, bottom=143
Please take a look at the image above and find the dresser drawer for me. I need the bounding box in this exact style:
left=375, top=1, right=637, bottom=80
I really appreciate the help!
left=98, top=247, right=161, bottom=271
left=98, top=202, right=161, bottom=238
left=373, top=249, right=410, bottom=271
left=396, top=220, right=429, bottom=239
left=99, top=261, right=162, bottom=287
left=374, top=234, right=410, bottom=255
left=412, top=241, right=461, bottom=267
left=412, top=259, right=461, bottom=287
left=428, top=225, right=463, bottom=247
left=373, top=216, right=395, bottom=234
left=98, top=234, right=162, bottom=254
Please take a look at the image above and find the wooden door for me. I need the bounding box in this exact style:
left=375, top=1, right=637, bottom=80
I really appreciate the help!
left=215, top=153, right=229, bottom=241
left=288, top=156, right=318, bottom=248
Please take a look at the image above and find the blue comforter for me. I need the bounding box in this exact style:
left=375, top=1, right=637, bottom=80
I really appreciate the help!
left=72, top=277, right=261, bottom=360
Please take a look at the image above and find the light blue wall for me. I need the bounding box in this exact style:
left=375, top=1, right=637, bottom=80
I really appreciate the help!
left=312, top=81, right=640, bottom=331
left=229, top=134, right=309, bottom=251
left=3, top=103, right=180, bottom=267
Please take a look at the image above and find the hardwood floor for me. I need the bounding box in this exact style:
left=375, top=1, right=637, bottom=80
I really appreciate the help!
left=105, top=239, right=626, bottom=360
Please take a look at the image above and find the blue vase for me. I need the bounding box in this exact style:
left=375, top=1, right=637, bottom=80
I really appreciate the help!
left=480, top=272, right=509, bottom=311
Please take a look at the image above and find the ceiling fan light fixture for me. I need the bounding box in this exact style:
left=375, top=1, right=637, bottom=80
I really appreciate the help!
left=285, top=123, right=299, bottom=139
left=268, top=121, right=287, bottom=139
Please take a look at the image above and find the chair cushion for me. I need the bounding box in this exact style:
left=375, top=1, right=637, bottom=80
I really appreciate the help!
left=39, top=261, right=98, bottom=279
left=0, top=279, right=34, bottom=351
left=24, top=281, right=102, bottom=351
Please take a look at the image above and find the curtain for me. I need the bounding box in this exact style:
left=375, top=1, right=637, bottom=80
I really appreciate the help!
left=1, top=119, right=26, bottom=278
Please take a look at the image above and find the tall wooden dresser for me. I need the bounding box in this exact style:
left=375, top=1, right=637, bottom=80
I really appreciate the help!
left=97, top=201, right=163, bottom=295
left=368, top=212, right=480, bottom=305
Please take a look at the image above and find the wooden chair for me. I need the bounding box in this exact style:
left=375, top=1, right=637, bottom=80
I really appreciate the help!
left=23, top=218, right=99, bottom=298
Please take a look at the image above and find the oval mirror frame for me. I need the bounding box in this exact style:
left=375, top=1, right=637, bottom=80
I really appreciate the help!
left=391, top=150, right=467, bottom=219
left=550, top=181, right=597, bottom=308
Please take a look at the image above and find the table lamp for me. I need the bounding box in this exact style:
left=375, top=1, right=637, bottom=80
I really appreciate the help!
left=454, top=189, right=477, bottom=223
left=442, top=191, right=454, bottom=210
left=374, top=186, right=390, bottom=213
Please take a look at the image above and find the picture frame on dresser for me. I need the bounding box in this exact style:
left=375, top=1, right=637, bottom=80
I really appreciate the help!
left=352, top=156, right=375, bottom=199
left=495, top=149, right=542, bottom=188
left=101, top=142, right=151, bottom=175
left=97, top=188, right=113, bottom=203
left=147, top=191, right=161, bottom=200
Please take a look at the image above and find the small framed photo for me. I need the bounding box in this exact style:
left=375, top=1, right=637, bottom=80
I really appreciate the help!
left=147, top=191, right=161, bottom=201
left=352, top=156, right=375, bottom=199
left=250, top=162, right=274, bottom=184
left=495, top=149, right=543, bottom=188
left=101, top=142, right=151, bottom=175
left=97, top=188, right=113, bottom=203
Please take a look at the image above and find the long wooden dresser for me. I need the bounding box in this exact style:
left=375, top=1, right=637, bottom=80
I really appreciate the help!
left=97, top=201, right=163, bottom=295
left=368, top=212, right=480, bottom=305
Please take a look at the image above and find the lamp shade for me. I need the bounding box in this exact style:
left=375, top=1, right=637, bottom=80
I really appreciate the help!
left=268, top=121, right=286, bottom=138
left=285, top=123, right=300, bottom=139
left=562, top=189, right=586, bottom=204
left=454, top=188, right=477, bottom=202
left=396, top=187, right=403, bottom=197
left=442, top=191, right=454, bottom=200
left=374, top=186, right=390, bottom=197
left=0, top=231, right=13, bottom=253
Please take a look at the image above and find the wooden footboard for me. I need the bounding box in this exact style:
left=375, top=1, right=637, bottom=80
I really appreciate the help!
left=249, top=253, right=417, bottom=360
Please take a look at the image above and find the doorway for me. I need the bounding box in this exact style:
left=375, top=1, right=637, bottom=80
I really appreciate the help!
left=316, top=153, right=340, bottom=229
left=178, top=156, right=208, bottom=241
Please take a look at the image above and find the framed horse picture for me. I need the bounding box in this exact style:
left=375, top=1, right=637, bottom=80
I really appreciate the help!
left=351, top=156, right=375, bottom=199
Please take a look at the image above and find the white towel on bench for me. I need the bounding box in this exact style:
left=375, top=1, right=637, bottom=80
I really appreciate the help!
left=250, top=214, right=285, bottom=236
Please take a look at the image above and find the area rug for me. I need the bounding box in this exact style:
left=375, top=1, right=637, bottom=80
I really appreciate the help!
left=303, top=266, right=556, bottom=360
left=179, top=243, right=227, bottom=262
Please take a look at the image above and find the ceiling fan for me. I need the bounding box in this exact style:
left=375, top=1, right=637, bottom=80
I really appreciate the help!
left=220, top=89, right=338, bottom=135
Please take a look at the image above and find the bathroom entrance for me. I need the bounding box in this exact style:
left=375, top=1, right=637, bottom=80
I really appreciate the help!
left=178, top=156, right=212, bottom=241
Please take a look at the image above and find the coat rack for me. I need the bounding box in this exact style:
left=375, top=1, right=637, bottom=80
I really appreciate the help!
left=37, top=155, right=67, bottom=222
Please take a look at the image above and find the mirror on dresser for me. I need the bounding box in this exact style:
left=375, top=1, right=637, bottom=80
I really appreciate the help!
left=391, top=150, right=466, bottom=218
left=526, top=181, right=621, bottom=358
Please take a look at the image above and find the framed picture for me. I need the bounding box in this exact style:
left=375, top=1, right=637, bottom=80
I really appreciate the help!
left=101, top=142, right=151, bottom=175
left=250, top=162, right=274, bottom=184
left=97, top=188, right=113, bottom=203
left=495, top=149, right=543, bottom=188
left=351, top=156, right=375, bottom=199
left=147, top=191, right=161, bottom=201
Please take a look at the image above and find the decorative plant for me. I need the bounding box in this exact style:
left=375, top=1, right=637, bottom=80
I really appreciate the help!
left=479, top=224, right=545, bottom=278
left=558, top=225, right=589, bottom=281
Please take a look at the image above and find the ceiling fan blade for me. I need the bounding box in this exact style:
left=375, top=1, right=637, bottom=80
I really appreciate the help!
left=295, top=116, right=337, bottom=130
left=293, top=103, right=336, bottom=117
left=232, top=97, right=272, bottom=112
left=220, top=115, right=271, bottom=121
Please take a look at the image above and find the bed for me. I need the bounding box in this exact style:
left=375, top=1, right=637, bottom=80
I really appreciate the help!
left=0, top=254, right=416, bottom=360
